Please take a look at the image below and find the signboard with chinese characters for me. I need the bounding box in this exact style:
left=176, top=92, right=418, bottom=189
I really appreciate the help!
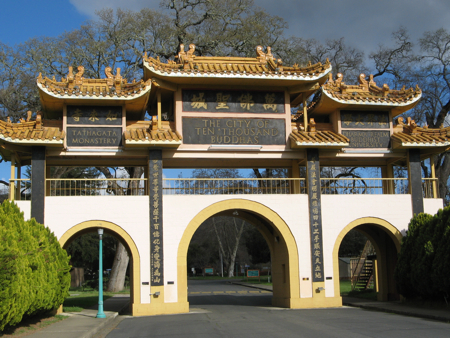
left=182, top=90, right=285, bottom=114
left=342, top=130, right=391, bottom=148
left=67, top=105, right=122, bottom=125
left=307, top=149, right=324, bottom=283
left=182, top=118, right=286, bottom=145
left=340, top=111, right=389, bottom=129
left=66, top=127, right=123, bottom=147
left=149, top=150, right=163, bottom=286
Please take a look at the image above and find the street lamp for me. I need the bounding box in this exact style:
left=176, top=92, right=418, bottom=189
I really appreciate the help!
left=96, top=228, right=106, bottom=318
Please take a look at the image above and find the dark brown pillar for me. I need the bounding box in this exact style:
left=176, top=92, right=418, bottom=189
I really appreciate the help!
left=307, top=148, right=324, bottom=282
left=408, top=149, right=424, bottom=215
left=149, top=148, right=163, bottom=286
left=31, top=147, right=46, bottom=224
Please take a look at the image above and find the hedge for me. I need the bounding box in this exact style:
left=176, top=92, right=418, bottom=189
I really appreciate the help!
left=0, top=201, right=71, bottom=331
left=395, top=206, right=450, bottom=300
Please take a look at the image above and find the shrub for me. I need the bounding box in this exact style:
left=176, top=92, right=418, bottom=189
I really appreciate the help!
left=0, top=201, right=70, bottom=331
left=395, top=206, right=450, bottom=300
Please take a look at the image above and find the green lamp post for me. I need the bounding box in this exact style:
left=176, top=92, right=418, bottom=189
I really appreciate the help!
left=96, top=228, right=106, bottom=318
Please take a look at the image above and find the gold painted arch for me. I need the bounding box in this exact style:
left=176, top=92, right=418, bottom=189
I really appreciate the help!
left=59, top=220, right=141, bottom=312
left=332, top=217, right=402, bottom=300
left=177, top=199, right=301, bottom=307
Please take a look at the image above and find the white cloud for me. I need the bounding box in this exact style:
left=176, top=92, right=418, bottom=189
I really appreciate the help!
left=70, top=0, right=158, bottom=17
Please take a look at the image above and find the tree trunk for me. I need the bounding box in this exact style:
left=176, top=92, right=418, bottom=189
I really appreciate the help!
left=107, top=241, right=129, bottom=292
left=227, top=218, right=245, bottom=277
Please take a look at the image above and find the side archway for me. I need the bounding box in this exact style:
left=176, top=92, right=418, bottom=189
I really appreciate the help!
left=177, top=199, right=300, bottom=308
left=59, top=220, right=141, bottom=313
left=332, top=217, right=402, bottom=301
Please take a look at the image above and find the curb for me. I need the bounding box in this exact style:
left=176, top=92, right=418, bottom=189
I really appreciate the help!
left=79, top=312, right=118, bottom=338
left=343, top=301, right=450, bottom=323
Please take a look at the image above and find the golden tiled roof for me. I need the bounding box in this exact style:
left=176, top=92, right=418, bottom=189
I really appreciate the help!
left=144, top=44, right=331, bottom=81
left=290, top=120, right=349, bottom=148
left=0, top=113, right=64, bottom=145
left=37, top=66, right=152, bottom=99
left=391, top=117, right=450, bottom=147
left=308, top=73, right=422, bottom=115
left=124, top=119, right=182, bottom=146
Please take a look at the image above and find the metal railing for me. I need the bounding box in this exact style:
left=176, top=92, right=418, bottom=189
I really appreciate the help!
left=422, top=178, right=439, bottom=198
left=163, top=178, right=307, bottom=195
left=7, top=177, right=440, bottom=198
left=8, top=179, right=31, bottom=201
left=47, top=178, right=146, bottom=196
left=320, top=178, right=409, bottom=195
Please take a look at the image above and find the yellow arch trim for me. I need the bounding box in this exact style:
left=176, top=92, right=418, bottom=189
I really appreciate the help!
left=332, top=217, right=402, bottom=297
left=177, top=199, right=300, bottom=305
left=59, top=220, right=141, bottom=309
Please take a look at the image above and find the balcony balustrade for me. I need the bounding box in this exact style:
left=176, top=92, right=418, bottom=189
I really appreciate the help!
left=7, top=177, right=438, bottom=200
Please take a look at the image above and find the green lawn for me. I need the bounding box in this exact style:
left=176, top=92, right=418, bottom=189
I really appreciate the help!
left=63, top=287, right=130, bottom=312
left=340, top=280, right=377, bottom=300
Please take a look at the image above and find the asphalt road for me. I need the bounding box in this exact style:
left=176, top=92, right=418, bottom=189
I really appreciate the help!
left=105, top=280, right=450, bottom=338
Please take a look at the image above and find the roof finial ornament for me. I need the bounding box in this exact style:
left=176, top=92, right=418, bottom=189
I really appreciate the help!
left=369, top=74, right=376, bottom=87
left=35, top=111, right=42, bottom=129
left=105, top=66, right=114, bottom=86
left=382, top=83, right=390, bottom=97
left=308, top=118, right=316, bottom=133
left=358, top=73, right=368, bottom=90
left=256, top=45, right=265, bottom=63
left=327, top=73, right=334, bottom=84
left=176, top=44, right=186, bottom=64
left=187, top=44, right=195, bottom=58
left=26, top=111, right=32, bottom=122
left=75, top=66, right=84, bottom=85
left=68, top=66, right=74, bottom=82
left=335, top=73, right=343, bottom=84
left=266, top=46, right=273, bottom=60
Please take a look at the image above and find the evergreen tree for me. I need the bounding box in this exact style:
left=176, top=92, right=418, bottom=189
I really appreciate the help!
left=0, top=201, right=70, bottom=331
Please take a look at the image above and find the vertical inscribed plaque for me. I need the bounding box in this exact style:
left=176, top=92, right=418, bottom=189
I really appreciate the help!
left=149, top=149, right=163, bottom=286
left=307, top=149, right=324, bottom=283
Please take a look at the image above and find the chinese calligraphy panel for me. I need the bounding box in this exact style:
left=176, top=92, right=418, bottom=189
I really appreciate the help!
left=182, top=90, right=285, bottom=114
left=307, top=149, right=324, bottom=283
left=67, top=105, right=122, bottom=125
left=340, top=111, right=390, bottom=129
left=149, top=149, right=163, bottom=286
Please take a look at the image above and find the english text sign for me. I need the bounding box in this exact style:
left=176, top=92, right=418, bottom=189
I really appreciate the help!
left=342, top=130, right=391, bottom=148
left=67, top=127, right=123, bottom=147
left=182, top=118, right=286, bottom=145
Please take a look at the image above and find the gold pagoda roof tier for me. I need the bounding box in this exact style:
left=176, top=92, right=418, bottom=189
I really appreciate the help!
left=290, top=119, right=349, bottom=149
left=124, top=118, right=182, bottom=148
left=0, top=112, right=64, bottom=146
left=37, top=66, right=152, bottom=120
left=308, top=73, right=422, bottom=116
left=391, top=117, right=450, bottom=154
left=0, top=112, right=64, bottom=163
left=143, top=44, right=331, bottom=91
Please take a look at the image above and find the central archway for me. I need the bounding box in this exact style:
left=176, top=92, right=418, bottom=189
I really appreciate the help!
left=177, top=199, right=300, bottom=308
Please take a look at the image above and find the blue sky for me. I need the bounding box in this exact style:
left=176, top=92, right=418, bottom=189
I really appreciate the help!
left=1, top=0, right=450, bottom=180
